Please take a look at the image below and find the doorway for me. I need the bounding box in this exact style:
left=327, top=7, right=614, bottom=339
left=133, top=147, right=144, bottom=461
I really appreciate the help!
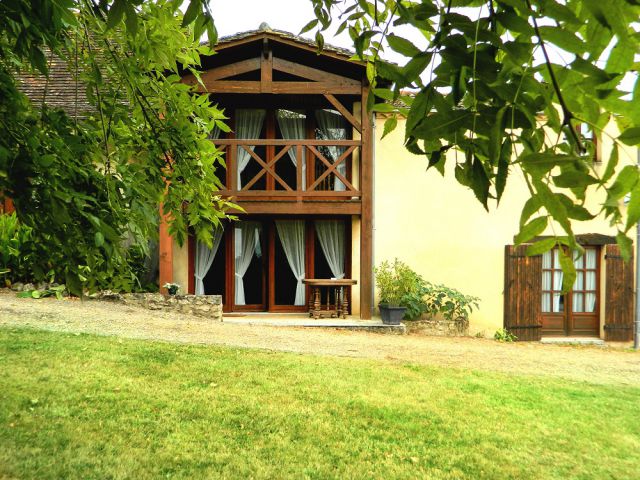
left=540, top=247, right=600, bottom=336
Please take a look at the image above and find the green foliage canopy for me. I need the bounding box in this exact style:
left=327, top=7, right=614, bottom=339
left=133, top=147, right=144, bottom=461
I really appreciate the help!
left=0, top=1, right=230, bottom=294
left=309, top=0, right=640, bottom=290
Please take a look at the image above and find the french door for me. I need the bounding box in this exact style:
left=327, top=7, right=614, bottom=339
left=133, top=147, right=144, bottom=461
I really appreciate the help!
left=226, top=217, right=350, bottom=313
left=540, top=247, right=600, bottom=336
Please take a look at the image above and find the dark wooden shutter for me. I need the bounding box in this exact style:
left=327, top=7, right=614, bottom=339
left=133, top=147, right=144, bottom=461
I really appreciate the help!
left=604, top=244, right=635, bottom=341
left=504, top=245, right=542, bottom=341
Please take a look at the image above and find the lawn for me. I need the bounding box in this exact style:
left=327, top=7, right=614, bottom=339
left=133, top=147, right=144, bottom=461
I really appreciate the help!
left=0, top=328, right=638, bottom=479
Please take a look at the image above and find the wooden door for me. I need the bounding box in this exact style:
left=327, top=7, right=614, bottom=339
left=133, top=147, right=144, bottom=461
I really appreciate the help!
left=540, top=247, right=600, bottom=337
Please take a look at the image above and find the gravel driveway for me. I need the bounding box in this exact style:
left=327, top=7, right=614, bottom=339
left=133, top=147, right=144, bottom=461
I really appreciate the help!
left=1, top=291, right=638, bottom=386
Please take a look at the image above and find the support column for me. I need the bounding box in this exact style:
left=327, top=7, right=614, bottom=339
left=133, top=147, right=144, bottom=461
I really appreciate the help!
left=360, top=85, right=374, bottom=319
left=158, top=203, right=173, bottom=294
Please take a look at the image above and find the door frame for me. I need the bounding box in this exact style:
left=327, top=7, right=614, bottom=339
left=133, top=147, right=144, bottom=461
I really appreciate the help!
left=540, top=246, right=601, bottom=337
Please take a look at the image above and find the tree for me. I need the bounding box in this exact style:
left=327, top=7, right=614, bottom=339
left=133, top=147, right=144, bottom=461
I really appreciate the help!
left=0, top=1, right=230, bottom=293
left=308, top=0, right=640, bottom=289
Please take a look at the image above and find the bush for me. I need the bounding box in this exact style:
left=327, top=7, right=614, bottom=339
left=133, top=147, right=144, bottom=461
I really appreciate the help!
left=422, top=283, right=480, bottom=322
left=494, top=328, right=518, bottom=342
left=0, top=213, right=35, bottom=285
left=374, top=259, right=480, bottom=322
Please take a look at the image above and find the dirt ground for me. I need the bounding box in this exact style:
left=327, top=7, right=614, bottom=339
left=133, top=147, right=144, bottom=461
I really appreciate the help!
left=0, top=290, right=638, bottom=386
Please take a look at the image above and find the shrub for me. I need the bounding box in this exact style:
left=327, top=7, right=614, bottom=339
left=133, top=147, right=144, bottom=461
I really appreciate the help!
left=0, top=213, right=35, bottom=285
left=375, top=259, right=427, bottom=319
left=494, top=328, right=518, bottom=342
left=422, top=283, right=480, bottom=322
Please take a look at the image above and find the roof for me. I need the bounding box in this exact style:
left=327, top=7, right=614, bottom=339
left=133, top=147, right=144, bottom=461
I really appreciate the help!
left=17, top=49, right=93, bottom=118
left=214, top=23, right=358, bottom=61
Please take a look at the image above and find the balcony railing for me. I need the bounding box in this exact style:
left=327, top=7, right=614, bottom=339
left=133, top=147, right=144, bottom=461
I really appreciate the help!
left=214, top=139, right=361, bottom=201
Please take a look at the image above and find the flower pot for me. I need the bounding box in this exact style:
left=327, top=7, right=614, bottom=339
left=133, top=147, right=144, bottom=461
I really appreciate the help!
left=379, top=304, right=406, bottom=325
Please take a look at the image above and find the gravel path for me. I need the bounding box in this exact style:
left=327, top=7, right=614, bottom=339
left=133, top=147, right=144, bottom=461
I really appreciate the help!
left=1, top=291, right=638, bottom=386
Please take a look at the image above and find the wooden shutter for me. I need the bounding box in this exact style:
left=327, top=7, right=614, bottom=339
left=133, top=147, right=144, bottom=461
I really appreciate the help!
left=604, top=244, right=635, bottom=341
left=503, top=245, right=542, bottom=341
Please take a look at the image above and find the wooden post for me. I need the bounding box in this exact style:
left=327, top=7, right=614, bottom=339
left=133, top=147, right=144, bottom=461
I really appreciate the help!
left=359, top=85, right=373, bottom=319
left=158, top=203, right=173, bottom=294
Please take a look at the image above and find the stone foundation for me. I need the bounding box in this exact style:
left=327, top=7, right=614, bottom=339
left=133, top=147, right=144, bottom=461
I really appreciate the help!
left=405, top=316, right=469, bottom=336
left=92, top=292, right=223, bottom=321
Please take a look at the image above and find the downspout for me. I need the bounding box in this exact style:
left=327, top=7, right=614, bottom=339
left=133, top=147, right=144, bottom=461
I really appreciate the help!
left=635, top=148, right=640, bottom=350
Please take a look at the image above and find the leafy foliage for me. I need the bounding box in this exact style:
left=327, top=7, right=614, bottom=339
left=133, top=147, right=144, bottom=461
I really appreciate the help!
left=310, top=0, right=640, bottom=287
left=375, top=258, right=480, bottom=321
left=0, top=213, right=35, bottom=285
left=494, top=328, right=518, bottom=342
left=0, top=1, right=231, bottom=294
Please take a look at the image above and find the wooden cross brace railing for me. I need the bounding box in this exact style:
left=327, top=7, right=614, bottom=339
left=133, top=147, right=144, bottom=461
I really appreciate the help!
left=241, top=145, right=293, bottom=191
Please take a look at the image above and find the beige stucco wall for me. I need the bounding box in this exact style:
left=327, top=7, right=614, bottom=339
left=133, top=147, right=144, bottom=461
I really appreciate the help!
left=172, top=238, right=189, bottom=295
left=374, top=115, right=636, bottom=334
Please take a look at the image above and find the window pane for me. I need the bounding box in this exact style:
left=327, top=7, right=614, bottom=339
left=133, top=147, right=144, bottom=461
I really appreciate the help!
left=586, top=249, right=596, bottom=269
left=573, top=271, right=584, bottom=290
left=542, top=271, right=552, bottom=290
left=542, top=293, right=551, bottom=313
left=573, top=251, right=584, bottom=269
left=542, top=251, right=552, bottom=269
left=573, top=292, right=584, bottom=312
left=553, top=293, right=564, bottom=312
left=586, top=271, right=596, bottom=291
left=585, top=293, right=596, bottom=313
left=553, top=270, right=564, bottom=290
left=553, top=249, right=560, bottom=267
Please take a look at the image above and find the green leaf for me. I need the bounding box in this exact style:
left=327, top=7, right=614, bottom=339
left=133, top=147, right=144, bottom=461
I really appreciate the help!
left=558, top=249, right=576, bottom=293
left=182, top=0, right=201, bottom=27
left=514, top=216, right=548, bottom=245
left=618, top=127, right=640, bottom=146
left=616, top=232, right=633, bottom=262
left=625, top=182, right=640, bottom=231
left=107, top=0, right=126, bottom=30
left=526, top=238, right=557, bottom=256
left=552, top=171, right=598, bottom=189
left=496, top=139, right=511, bottom=203
left=38, top=154, right=55, bottom=167
left=601, top=143, right=619, bottom=184
left=372, top=103, right=396, bottom=113
left=537, top=26, right=585, bottom=55
left=520, top=196, right=542, bottom=228
left=386, top=34, right=421, bottom=57
left=299, top=19, right=318, bottom=35
left=94, top=231, right=105, bottom=247
left=381, top=116, right=398, bottom=139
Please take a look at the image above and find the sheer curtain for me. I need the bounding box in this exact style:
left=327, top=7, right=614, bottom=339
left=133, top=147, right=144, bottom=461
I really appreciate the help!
left=194, top=227, right=224, bottom=295
left=315, top=220, right=345, bottom=279
left=234, top=222, right=260, bottom=305
left=275, top=220, right=306, bottom=305
left=276, top=109, right=306, bottom=190
left=236, top=109, right=266, bottom=188
left=552, top=249, right=563, bottom=312
left=315, top=109, right=347, bottom=191
left=209, top=125, right=221, bottom=140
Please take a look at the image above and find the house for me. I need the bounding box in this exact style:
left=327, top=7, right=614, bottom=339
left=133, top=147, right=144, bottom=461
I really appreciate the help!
left=160, top=25, right=637, bottom=342
left=10, top=24, right=637, bottom=342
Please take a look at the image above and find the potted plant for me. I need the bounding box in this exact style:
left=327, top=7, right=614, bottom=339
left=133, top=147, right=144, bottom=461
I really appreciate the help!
left=163, top=282, right=180, bottom=296
left=375, top=259, right=423, bottom=325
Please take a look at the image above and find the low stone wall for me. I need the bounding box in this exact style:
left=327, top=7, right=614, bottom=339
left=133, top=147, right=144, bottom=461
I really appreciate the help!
left=405, top=316, right=469, bottom=336
left=93, top=292, right=223, bottom=321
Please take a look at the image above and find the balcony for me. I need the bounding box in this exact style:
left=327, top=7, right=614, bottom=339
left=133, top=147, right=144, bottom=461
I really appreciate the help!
left=215, top=138, right=362, bottom=214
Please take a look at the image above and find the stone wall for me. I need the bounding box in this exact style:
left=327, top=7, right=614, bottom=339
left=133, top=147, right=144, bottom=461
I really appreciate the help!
left=93, top=292, right=222, bottom=321
left=405, top=316, right=469, bottom=336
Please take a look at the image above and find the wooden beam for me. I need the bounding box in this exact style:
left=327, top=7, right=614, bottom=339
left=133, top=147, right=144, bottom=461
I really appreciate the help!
left=218, top=190, right=361, bottom=198
left=261, top=42, right=273, bottom=93
left=270, top=82, right=361, bottom=95
left=359, top=85, right=374, bottom=320
left=324, top=94, right=361, bottom=133
left=194, top=80, right=262, bottom=93
left=273, top=57, right=360, bottom=85
left=228, top=201, right=361, bottom=215
left=182, top=58, right=260, bottom=86
left=214, top=139, right=360, bottom=147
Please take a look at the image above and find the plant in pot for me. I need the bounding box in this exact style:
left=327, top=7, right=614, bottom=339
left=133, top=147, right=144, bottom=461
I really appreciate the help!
left=375, top=259, right=424, bottom=325
left=163, top=282, right=180, bottom=296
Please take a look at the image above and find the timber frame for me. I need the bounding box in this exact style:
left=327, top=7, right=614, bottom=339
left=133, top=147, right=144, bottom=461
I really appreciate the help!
left=160, top=27, right=374, bottom=318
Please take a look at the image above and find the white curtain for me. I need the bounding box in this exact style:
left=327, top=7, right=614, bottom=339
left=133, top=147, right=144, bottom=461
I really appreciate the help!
left=277, top=109, right=306, bottom=190
left=209, top=125, right=221, bottom=140
left=315, top=220, right=345, bottom=279
left=194, top=227, right=224, bottom=295
left=315, top=109, right=347, bottom=191
left=585, top=249, right=597, bottom=312
left=236, top=109, right=266, bottom=188
left=234, top=222, right=261, bottom=305
left=542, top=250, right=552, bottom=313
left=552, top=249, right=564, bottom=312
left=275, top=220, right=306, bottom=306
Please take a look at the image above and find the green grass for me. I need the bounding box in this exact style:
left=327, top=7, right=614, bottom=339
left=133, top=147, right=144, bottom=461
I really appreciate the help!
left=0, top=328, right=638, bottom=480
